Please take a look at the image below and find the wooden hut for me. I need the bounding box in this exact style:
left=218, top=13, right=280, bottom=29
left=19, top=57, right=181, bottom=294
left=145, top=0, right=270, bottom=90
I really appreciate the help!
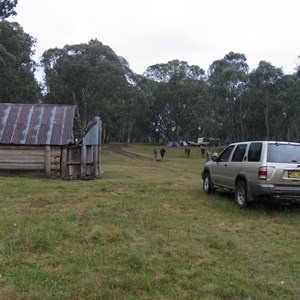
left=64, top=116, right=102, bottom=180
left=0, top=103, right=101, bottom=179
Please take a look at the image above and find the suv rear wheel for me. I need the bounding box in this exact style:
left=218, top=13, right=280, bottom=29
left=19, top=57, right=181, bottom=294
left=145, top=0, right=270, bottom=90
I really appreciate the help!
left=203, top=172, right=214, bottom=194
left=235, top=181, right=249, bottom=208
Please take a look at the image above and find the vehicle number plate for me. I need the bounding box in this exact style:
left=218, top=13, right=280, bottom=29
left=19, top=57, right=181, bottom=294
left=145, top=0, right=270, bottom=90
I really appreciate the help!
left=288, top=171, right=300, bottom=178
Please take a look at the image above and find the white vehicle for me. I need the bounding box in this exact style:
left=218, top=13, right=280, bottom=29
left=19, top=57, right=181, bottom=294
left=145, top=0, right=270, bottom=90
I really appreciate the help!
left=188, top=137, right=210, bottom=146
left=202, top=141, right=300, bottom=208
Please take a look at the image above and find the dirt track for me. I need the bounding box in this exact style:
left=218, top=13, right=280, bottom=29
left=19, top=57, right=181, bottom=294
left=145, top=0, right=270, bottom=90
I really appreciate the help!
left=106, top=144, right=185, bottom=174
left=107, top=145, right=153, bottom=161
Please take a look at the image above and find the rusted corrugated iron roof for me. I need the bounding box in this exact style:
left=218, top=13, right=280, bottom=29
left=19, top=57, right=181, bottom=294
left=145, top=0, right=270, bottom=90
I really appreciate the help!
left=0, top=103, right=76, bottom=145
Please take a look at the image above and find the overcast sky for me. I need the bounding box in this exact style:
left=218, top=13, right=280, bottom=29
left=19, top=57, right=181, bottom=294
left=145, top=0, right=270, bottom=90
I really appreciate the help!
left=13, top=0, right=300, bottom=76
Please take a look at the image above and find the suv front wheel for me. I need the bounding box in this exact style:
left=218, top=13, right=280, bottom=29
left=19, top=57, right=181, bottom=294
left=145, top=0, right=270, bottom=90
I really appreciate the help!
left=235, top=181, right=249, bottom=208
left=203, top=172, right=215, bottom=194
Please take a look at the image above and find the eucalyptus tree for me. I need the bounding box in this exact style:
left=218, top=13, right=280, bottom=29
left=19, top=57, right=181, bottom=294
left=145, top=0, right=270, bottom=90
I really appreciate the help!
left=165, top=73, right=208, bottom=141
left=0, top=0, right=17, bottom=20
left=0, top=0, right=40, bottom=102
left=130, top=75, right=158, bottom=143
left=140, top=77, right=169, bottom=143
left=115, top=77, right=151, bottom=145
left=42, top=39, right=139, bottom=141
left=280, top=56, right=300, bottom=141
left=247, top=61, right=283, bottom=140
left=145, top=59, right=205, bottom=82
left=277, top=73, right=300, bottom=141
left=207, top=52, right=249, bottom=142
left=0, top=20, right=41, bottom=103
left=144, top=59, right=206, bottom=142
left=296, top=55, right=300, bottom=77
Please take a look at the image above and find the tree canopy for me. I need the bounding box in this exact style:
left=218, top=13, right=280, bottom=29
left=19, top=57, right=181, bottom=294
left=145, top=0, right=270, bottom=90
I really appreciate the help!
left=0, top=0, right=17, bottom=20
left=1, top=1, right=300, bottom=144
left=0, top=20, right=41, bottom=103
left=41, top=39, right=139, bottom=140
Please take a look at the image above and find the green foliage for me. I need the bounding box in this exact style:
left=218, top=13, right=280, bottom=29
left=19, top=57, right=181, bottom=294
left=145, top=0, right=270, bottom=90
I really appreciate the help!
left=1, top=3, right=299, bottom=144
left=283, top=75, right=300, bottom=140
left=0, top=144, right=299, bottom=299
left=247, top=61, right=284, bottom=140
left=207, top=52, right=249, bottom=141
left=144, top=60, right=207, bottom=142
left=40, top=42, right=300, bottom=144
left=144, top=59, right=205, bottom=82
left=0, top=0, right=17, bottom=20
left=42, top=39, right=142, bottom=141
left=0, top=20, right=41, bottom=103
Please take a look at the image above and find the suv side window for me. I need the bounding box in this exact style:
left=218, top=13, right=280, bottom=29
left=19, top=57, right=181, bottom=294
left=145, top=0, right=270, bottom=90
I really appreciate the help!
left=218, top=145, right=235, bottom=162
left=232, top=144, right=247, bottom=162
left=248, top=142, right=262, bottom=162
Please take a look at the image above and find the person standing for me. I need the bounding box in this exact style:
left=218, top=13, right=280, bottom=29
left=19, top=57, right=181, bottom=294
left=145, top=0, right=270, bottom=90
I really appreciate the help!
left=154, top=147, right=158, bottom=161
left=160, top=147, right=166, bottom=160
left=201, top=145, right=206, bottom=158
left=206, top=147, right=212, bottom=161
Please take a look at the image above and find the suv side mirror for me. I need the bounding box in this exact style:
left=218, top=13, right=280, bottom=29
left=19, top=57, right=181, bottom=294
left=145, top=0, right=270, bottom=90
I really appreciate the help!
left=212, top=155, right=218, bottom=162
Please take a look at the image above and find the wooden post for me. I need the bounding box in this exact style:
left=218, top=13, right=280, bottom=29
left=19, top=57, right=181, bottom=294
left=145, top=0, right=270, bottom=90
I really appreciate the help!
left=45, top=145, right=51, bottom=178
left=61, top=147, right=67, bottom=178
left=81, top=144, right=87, bottom=179
left=93, top=145, right=99, bottom=177
left=97, top=117, right=102, bottom=176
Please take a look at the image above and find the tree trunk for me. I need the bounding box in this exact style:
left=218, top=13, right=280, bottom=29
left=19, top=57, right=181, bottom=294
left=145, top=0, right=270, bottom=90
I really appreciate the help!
left=264, top=94, right=270, bottom=140
left=127, top=118, right=134, bottom=145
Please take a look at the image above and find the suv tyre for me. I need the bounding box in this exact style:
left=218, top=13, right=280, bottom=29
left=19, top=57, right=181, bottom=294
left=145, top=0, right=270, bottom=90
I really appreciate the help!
left=235, top=181, right=248, bottom=208
left=203, top=172, right=214, bottom=194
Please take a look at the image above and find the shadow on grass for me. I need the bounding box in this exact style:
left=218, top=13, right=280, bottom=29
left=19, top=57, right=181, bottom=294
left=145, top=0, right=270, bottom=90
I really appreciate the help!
left=212, top=190, right=300, bottom=213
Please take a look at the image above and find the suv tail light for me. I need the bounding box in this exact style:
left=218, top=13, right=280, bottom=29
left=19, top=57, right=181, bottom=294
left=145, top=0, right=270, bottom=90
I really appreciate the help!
left=258, top=166, right=267, bottom=180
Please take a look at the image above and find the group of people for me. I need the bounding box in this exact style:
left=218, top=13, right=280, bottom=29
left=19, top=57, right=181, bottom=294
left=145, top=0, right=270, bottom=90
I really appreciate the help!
left=202, top=146, right=212, bottom=161
left=184, top=145, right=213, bottom=161
left=154, top=147, right=166, bottom=161
left=154, top=145, right=215, bottom=161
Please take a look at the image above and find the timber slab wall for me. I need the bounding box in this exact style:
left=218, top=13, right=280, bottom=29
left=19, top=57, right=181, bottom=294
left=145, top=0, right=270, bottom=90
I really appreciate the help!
left=0, top=144, right=100, bottom=179
left=0, top=145, right=62, bottom=178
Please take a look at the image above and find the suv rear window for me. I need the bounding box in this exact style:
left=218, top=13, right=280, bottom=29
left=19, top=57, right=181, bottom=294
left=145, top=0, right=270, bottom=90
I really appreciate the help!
left=267, top=143, right=300, bottom=163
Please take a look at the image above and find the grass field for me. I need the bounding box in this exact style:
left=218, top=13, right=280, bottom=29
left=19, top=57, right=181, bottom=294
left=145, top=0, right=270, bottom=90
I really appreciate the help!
left=0, top=144, right=299, bottom=299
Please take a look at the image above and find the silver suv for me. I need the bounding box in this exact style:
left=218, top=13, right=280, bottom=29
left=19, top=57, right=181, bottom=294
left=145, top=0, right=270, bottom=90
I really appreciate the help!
left=202, top=141, right=300, bottom=208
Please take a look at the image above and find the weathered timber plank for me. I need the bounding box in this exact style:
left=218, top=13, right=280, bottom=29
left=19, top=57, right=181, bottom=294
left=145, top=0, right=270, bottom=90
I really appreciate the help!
left=0, top=164, right=44, bottom=170
left=0, top=159, right=44, bottom=163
